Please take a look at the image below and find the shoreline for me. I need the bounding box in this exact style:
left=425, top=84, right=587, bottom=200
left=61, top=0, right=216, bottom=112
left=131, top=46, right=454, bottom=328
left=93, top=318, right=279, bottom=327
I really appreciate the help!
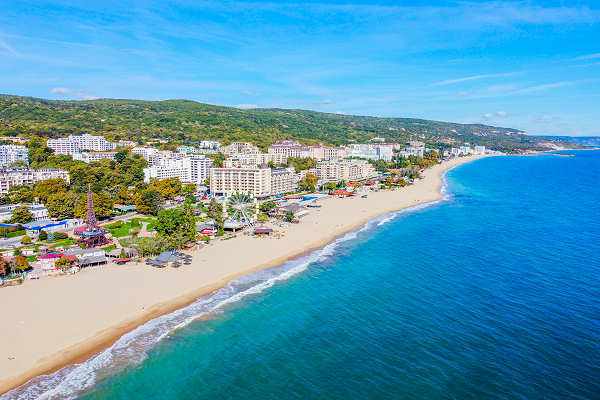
left=0, top=155, right=487, bottom=397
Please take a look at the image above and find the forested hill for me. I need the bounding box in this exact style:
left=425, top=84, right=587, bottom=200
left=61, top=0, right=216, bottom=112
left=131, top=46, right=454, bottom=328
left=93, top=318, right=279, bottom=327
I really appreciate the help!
left=0, top=94, right=564, bottom=152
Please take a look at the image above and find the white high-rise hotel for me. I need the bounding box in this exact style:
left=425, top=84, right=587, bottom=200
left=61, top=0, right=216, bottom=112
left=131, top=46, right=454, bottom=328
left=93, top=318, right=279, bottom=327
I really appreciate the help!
left=47, top=134, right=118, bottom=155
left=0, top=145, right=29, bottom=167
left=143, top=155, right=213, bottom=185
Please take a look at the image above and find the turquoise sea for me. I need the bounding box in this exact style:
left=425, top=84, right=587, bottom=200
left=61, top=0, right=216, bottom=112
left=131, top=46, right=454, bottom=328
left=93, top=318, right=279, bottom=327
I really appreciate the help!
left=5, top=151, right=600, bottom=400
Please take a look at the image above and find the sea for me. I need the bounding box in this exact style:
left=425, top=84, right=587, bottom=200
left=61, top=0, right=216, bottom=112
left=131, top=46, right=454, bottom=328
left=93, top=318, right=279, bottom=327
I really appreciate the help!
left=4, top=150, right=599, bottom=400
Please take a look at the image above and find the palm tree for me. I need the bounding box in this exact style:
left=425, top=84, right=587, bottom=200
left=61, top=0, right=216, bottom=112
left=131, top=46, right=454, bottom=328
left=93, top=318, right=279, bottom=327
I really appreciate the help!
left=284, top=211, right=295, bottom=222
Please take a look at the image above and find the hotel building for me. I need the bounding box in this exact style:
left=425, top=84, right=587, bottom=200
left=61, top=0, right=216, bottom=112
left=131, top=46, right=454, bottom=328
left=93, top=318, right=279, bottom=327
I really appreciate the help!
left=0, top=168, right=70, bottom=195
left=47, top=134, right=117, bottom=155
left=210, top=166, right=272, bottom=198
left=73, top=152, right=117, bottom=163
left=0, top=145, right=29, bottom=167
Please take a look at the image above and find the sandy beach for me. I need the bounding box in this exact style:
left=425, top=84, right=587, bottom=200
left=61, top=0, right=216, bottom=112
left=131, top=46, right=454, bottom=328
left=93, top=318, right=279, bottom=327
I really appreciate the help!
left=0, top=155, right=486, bottom=395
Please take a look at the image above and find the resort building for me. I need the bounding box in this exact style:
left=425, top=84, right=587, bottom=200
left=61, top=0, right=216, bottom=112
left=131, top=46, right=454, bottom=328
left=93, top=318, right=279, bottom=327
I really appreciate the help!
left=399, top=147, right=425, bottom=157
left=132, top=146, right=163, bottom=164
left=268, top=140, right=312, bottom=159
left=73, top=152, right=117, bottom=163
left=210, top=166, right=272, bottom=198
left=345, top=143, right=393, bottom=161
left=221, top=142, right=260, bottom=156
left=0, top=145, right=29, bottom=167
left=224, top=153, right=287, bottom=168
left=268, top=141, right=346, bottom=161
left=199, top=140, right=221, bottom=149
left=176, top=146, right=199, bottom=154
left=270, top=168, right=297, bottom=195
left=0, top=203, right=50, bottom=222
left=312, top=160, right=377, bottom=181
left=0, top=168, right=70, bottom=195
left=47, top=134, right=118, bottom=155
left=143, top=155, right=213, bottom=185
left=447, top=145, right=485, bottom=157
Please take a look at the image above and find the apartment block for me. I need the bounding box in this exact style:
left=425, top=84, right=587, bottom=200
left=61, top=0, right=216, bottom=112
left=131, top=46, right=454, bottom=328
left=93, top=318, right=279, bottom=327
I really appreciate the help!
left=270, top=168, right=297, bottom=195
left=47, top=134, right=117, bottom=155
left=221, top=142, right=260, bottom=156
left=224, top=153, right=287, bottom=168
left=143, top=155, right=213, bottom=185
left=0, top=145, right=29, bottom=167
left=0, top=168, right=70, bottom=195
left=210, top=166, right=271, bottom=198
left=73, top=152, right=117, bottom=163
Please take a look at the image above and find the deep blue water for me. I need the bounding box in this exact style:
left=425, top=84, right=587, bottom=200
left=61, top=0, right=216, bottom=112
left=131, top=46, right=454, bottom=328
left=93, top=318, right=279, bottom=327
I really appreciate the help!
left=9, top=151, right=600, bottom=400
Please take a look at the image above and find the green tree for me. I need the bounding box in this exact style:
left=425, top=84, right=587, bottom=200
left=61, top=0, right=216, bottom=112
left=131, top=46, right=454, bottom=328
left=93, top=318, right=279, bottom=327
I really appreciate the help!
left=206, top=197, right=224, bottom=231
left=55, top=256, right=75, bottom=271
left=287, top=157, right=317, bottom=172
left=150, top=178, right=182, bottom=200
left=115, top=185, right=133, bottom=204
left=135, top=189, right=163, bottom=216
left=46, top=191, right=78, bottom=219
left=14, top=255, right=30, bottom=272
left=154, top=203, right=197, bottom=248
left=298, top=173, right=319, bottom=192
left=182, top=184, right=196, bottom=193
left=33, top=178, right=69, bottom=203
left=10, top=206, right=33, bottom=224
left=114, top=149, right=128, bottom=163
left=8, top=185, right=34, bottom=204
left=39, top=229, right=48, bottom=241
left=20, top=235, right=32, bottom=245
left=259, top=200, right=277, bottom=212
left=284, top=211, right=295, bottom=222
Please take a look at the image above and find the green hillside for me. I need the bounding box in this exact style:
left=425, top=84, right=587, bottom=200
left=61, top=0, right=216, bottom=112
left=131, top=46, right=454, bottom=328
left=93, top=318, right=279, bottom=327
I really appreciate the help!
left=0, top=94, right=565, bottom=152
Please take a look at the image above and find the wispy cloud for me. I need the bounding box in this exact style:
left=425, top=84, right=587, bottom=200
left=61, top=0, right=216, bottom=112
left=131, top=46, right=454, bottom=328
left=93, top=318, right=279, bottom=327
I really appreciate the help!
left=496, top=111, right=507, bottom=117
left=514, top=81, right=572, bottom=94
left=315, top=99, right=333, bottom=104
left=574, top=53, right=600, bottom=60
left=0, top=39, right=18, bottom=56
left=235, top=104, right=258, bottom=109
left=51, top=87, right=71, bottom=95
left=432, top=72, right=516, bottom=86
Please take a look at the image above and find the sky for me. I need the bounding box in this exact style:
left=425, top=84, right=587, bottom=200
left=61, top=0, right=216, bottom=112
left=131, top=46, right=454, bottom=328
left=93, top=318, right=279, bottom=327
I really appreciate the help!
left=1, top=0, right=599, bottom=136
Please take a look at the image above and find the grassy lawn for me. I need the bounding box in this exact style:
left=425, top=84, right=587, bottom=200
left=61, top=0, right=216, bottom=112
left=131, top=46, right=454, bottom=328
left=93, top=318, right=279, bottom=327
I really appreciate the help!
left=47, top=238, right=77, bottom=249
left=102, top=244, right=117, bottom=252
left=106, top=218, right=156, bottom=237
left=119, top=236, right=154, bottom=248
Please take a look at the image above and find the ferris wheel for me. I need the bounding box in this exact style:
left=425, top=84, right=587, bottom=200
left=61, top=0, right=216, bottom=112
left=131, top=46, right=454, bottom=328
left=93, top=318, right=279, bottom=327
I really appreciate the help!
left=226, top=192, right=256, bottom=225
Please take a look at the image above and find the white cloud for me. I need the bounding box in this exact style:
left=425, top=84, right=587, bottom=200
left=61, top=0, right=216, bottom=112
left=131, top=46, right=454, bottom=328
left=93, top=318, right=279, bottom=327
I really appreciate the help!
left=457, top=91, right=469, bottom=97
left=241, top=90, right=254, bottom=95
left=514, top=81, right=572, bottom=94
left=75, top=90, right=99, bottom=100
left=574, top=53, right=600, bottom=60
left=316, top=99, right=333, bottom=104
left=432, top=72, right=516, bottom=86
left=51, top=87, right=71, bottom=95
left=482, top=113, right=493, bottom=119
left=235, top=104, right=258, bottom=109
left=0, top=39, right=17, bottom=56
left=496, top=111, right=507, bottom=117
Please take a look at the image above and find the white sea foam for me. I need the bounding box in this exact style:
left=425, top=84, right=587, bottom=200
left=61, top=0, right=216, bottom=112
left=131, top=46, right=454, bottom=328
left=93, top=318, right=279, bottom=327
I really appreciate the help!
left=3, top=171, right=457, bottom=400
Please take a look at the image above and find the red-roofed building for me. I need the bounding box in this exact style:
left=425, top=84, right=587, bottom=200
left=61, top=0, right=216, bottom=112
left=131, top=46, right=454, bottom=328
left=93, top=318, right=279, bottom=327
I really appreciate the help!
left=329, top=190, right=354, bottom=197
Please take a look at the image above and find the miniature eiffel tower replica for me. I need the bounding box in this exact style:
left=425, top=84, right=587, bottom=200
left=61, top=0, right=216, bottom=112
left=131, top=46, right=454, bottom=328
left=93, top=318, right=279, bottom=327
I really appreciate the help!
left=77, top=186, right=110, bottom=248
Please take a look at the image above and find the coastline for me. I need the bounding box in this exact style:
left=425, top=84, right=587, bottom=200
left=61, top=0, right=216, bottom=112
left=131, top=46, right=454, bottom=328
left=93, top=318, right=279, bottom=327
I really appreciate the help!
left=0, top=154, right=487, bottom=397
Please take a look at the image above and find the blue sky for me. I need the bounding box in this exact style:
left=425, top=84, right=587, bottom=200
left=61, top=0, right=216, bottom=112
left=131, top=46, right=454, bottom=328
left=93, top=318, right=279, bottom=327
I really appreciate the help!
left=1, top=0, right=599, bottom=136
